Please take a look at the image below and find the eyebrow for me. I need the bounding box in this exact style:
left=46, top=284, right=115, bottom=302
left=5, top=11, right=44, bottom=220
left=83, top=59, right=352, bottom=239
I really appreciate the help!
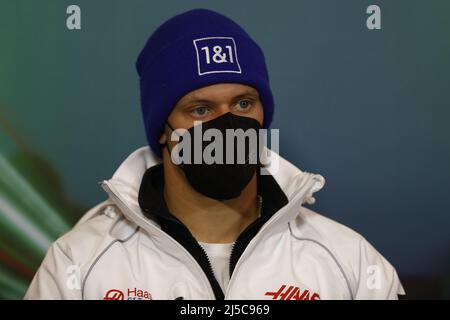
left=184, top=89, right=259, bottom=105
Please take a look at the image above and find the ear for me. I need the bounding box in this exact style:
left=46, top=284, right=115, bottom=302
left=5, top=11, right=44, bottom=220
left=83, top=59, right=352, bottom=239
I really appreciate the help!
left=159, top=126, right=168, bottom=145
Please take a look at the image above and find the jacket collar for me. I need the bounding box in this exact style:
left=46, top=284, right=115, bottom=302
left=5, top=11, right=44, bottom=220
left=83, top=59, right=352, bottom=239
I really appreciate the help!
left=101, top=146, right=325, bottom=239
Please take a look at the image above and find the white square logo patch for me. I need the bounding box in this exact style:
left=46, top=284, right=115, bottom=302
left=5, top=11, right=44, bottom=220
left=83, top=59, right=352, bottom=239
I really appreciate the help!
left=193, top=36, right=242, bottom=75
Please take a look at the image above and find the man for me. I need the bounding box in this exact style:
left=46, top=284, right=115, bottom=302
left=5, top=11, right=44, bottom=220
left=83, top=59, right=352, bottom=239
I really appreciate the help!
left=25, top=8, right=404, bottom=300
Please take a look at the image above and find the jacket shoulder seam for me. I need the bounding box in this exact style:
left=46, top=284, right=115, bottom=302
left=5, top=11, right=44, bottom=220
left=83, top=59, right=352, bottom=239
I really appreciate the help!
left=81, top=226, right=139, bottom=299
left=288, top=222, right=354, bottom=299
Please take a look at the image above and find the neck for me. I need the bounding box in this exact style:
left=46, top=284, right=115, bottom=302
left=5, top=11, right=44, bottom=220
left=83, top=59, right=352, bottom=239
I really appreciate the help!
left=163, top=152, right=259, bottom=244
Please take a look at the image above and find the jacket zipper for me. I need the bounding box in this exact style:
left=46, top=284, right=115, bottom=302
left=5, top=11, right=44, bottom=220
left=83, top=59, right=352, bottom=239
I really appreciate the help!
left=156, top=214, right=226, bottom=300
left=228, top=217, right=262, bottom=276
left=197, top=241, right=225, bottom=299
left=224, top=175, right=321, bottom=299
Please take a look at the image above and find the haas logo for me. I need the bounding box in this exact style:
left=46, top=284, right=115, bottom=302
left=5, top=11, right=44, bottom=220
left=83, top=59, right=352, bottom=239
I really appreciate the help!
left=265, top=284, right=320, bottom=300
left=103, top=288, right=152, bottom=300
left=103, top=289, right=124, bottom=300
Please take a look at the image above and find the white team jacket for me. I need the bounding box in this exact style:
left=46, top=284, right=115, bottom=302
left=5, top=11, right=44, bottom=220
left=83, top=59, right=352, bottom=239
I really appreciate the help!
left=24, top=146, right=405, bottom=300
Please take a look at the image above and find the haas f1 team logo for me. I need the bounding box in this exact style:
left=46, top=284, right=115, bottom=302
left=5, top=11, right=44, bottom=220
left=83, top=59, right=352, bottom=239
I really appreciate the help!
left=103, top=288, right=152, bottom=300
left=265, top=284, right=320, bottom=300
left=103, top=289, right=124, bottom=300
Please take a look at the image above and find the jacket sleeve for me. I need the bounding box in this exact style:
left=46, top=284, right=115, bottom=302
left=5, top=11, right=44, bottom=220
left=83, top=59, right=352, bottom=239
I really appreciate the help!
left=353, top=237, right=405, bottom=300
left=24, top=241, right=82, bottom=300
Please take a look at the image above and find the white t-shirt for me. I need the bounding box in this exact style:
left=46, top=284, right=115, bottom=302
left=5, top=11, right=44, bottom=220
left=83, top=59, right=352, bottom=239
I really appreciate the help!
left=198, top=241, right=235, bottom=293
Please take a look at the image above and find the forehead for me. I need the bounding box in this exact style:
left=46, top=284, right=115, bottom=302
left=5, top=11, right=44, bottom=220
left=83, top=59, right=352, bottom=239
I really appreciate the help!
left=177, top=83, right=259, bottom=104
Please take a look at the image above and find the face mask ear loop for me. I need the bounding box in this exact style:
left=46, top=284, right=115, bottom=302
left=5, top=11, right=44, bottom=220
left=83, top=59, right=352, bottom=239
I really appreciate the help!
left=166, top=121, right=176, bottom=132
left=165, top=121, right=185, bottom=156
left=164, top=122, right=176, bottom=155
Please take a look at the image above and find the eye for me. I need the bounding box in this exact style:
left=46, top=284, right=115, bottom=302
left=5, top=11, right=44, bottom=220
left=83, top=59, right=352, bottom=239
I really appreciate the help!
left=234, top=99, right=252, bottom=111
left=190, top=106, right=210, bottom=118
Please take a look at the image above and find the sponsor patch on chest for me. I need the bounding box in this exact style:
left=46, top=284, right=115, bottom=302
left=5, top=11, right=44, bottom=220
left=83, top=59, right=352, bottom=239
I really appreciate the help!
left=265, top=284, right=320, bottom=300
left=103, top=287, right=152, bottom=300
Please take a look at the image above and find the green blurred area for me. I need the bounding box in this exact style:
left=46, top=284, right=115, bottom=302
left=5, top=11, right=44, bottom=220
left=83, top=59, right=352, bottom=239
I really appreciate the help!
left=0, top=119, right=86, bottom=299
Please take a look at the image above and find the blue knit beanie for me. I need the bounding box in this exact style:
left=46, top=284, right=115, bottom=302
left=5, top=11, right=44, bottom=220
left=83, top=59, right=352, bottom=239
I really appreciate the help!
left=136, top=8, right=274, bottom=158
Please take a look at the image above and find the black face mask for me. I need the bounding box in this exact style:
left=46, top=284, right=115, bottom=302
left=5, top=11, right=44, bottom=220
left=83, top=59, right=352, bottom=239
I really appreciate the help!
left=165, top=112, right=262, bottom=200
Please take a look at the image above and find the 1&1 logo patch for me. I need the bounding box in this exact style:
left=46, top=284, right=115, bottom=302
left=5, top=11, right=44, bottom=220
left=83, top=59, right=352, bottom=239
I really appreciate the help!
left=193, top=37, right=242, bottom=75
